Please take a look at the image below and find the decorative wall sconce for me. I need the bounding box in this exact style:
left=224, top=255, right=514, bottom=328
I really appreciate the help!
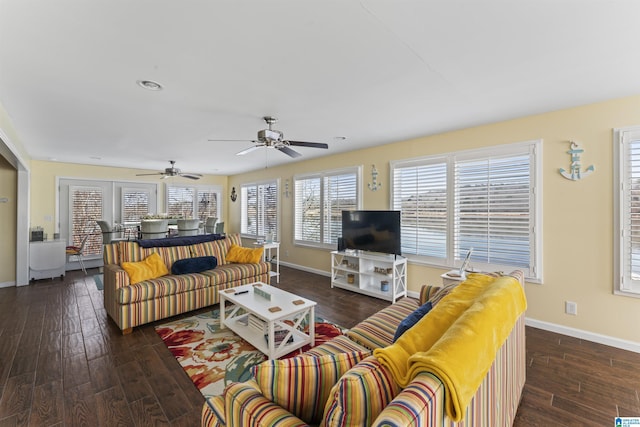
left=284, top=179, right=290, bottom=198
left=368, top=164, right=382, bottom=191
left=558, top=141, right=595, bottom=181
left=230, top=187, right=237, bottom=202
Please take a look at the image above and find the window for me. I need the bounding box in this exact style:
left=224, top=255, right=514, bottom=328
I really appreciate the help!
left=391, top=141, right=541, bottom=280
left=166, top=185, right=221, bottom=221
left=615, top=126, right=640, bottom=295
left=69, top=185, right=103, bottom=257
left=241, top=180, right=279, bottom=240
left=294, top=167, right=361, bottom=248
left=122, top=188, right=150, bottom=224
left=60, top=179, right=158, bottom=259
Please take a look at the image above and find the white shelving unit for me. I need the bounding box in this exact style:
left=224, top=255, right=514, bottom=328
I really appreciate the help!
left=330, top=250, right=407, bottom=302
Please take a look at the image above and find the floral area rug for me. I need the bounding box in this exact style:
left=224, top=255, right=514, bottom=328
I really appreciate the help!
left=155, top=307, right=345, bottom=398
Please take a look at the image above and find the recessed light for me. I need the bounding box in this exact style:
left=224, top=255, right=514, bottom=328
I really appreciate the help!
left=136, top=80, right=163, bottom=91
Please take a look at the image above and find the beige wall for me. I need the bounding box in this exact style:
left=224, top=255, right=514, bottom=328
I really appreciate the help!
left=30, top=160, right=228, bottom=237
left=0, top=155, right=17, bottom=285
left=229, top=95, right=640, bottom=345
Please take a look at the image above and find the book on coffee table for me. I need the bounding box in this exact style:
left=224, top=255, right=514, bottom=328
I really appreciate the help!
left=265, top=329, right=293, bottom=345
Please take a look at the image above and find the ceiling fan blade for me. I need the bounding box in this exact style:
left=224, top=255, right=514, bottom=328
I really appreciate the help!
left=276, top=145, right=302, bottom=158
left=136, top=172, right=164, bottom=176
left=236, top=145, right=263, bottom=156
left=180, top=174, right=201, bottom=180
left=287, top=140, right=329, bottom=149
left=208, top=139, right=255, bottom=142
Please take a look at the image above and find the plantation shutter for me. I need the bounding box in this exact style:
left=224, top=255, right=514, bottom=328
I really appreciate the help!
left=392, top=160, right=448, bottom=260
left=620, top=135, right=640, bottom=293
left=323, top=172, right=357, bottom=245
left=69, top=186, right=103, bottom=256
left=122, top=188, right=150, bottom=223
left=241, top=181, right=278, bottom=240
left=197, top=189, right=218, bottom=222
left=262, top=183, right=278, bottom=239
left=167, top=186, right=195, bottom=218
left=454, top=152, right=531, bottom=267
left=295, top=177, right=322, bottom=243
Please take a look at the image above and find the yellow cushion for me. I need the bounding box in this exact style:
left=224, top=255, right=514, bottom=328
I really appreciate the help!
left=225, top=244, right=264, bottom=264
left=121, top=252, right=169, bottom=284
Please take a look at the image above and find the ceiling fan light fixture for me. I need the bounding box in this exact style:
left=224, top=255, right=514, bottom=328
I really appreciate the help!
left=136, top=80, right=163, bottom=91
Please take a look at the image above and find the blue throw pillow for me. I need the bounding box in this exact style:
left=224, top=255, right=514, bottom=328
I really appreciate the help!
left=393, top=301, right=433, bottom=342
left=171, top=256, right=217, bottom=275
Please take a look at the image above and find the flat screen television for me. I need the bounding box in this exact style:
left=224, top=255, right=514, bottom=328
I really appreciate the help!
left=341, top=210, right=401, bottom=255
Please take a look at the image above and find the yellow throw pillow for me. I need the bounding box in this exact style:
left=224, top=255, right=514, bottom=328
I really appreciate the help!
left=121, top=252, right=169, bottom=284
left=225, top=244, right=264, bottom=264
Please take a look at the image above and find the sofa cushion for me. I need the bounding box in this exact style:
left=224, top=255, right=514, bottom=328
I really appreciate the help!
left=117, top=272, right=211, bottom=304
left=252, top=351, right=369, bottom=424
left=305, top=335, right=371, bottom=358
left=322, top=355, right=401, bottom=427
left=393, top=301, right=433, bottom=342
left=171, top=256, right=217, bottom=275
left=121, top=252, right=169, bottom=285
left=200, top=263, right=270, bottom=287
left=226, top=244, right=264, bottom=264
left=346, top=298, right=419, bottom=350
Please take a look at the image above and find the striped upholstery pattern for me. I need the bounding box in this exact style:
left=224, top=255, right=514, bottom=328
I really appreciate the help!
left=252, top=352, right=369, bottom=424
left=305, top=335, right=370, bottom=357
left=217, top=380, right=309, bottom=427
left=117, top=272, right=211, bottom=304
left=190, top=240, right=226, bottom=264
left=346, top=298, right=419, bottom=350
left=201, top=396, right=225, bottom=427
left=371, top=314, right=526, bottom=427
left=103, top=242, right=119, bottom=265
left=322, top=355, right=401, bottom=427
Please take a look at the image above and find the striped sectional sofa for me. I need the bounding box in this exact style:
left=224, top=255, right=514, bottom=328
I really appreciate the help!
left=103, top=233, right=270, bottom=334
left=202, top=271, right=526, bottom=427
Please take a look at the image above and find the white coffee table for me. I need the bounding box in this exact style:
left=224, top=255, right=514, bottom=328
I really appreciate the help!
left=219, top=282, right=317, bottom=360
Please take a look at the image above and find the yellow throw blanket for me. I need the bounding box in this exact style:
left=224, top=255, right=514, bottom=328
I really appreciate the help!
left=374, top=274, right=527, bottom=421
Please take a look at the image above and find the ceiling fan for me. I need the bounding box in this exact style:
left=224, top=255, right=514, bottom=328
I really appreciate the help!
left=209, top=116, right=329, bottom=158
left=136, top=160, right=202, bottom=180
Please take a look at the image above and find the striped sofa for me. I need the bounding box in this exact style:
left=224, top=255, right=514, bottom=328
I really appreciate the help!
left=202, top=271, right=526, bottom=427
left=103, top=233, right=270, bottom=334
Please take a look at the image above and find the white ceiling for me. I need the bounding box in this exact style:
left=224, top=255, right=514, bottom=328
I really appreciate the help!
left=1, top=1, right=640, bottom=176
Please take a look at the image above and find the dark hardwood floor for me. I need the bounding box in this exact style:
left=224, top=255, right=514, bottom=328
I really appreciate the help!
left=0, top=266, right=638, bottom=426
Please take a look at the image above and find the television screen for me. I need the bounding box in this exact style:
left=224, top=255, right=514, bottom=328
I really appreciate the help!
left=341, top=210, right=401, bottom=255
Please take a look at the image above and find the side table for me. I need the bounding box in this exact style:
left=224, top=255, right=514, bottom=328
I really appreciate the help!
left=255, top=241, right=280, bottom=283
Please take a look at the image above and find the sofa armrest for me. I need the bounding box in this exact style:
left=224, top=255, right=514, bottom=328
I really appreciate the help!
left=217, top=380, right=309, bottom=427
left=372, top=372, right=444, bottom=427
left=104, top=263, right=130, bottom=290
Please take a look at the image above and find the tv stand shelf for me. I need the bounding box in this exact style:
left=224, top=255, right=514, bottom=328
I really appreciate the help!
left=331, top=250, right=407, bottom=302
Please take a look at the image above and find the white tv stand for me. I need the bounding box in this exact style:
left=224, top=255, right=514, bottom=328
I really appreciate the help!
left=330, top=250, right=407, bottom=302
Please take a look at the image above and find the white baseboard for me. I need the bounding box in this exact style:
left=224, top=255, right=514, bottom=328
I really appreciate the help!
left=0, top=281, right=15, bottom=288
left=525, top=317, right=640, bottom=354
left=279, top=261, right=331, bottom=278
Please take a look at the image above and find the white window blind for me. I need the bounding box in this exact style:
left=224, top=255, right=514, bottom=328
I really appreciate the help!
left=392, top=159, right=448, bottom=261
left=241, top=181, right=278, bottom=240
left=615, top=127, right=640, bottom=295
left=69, top=186, right=103, bottom=256
left=454, top=153, right=531, bottom=267
left=391, top=141, right=540, bottom=279
left=166, top=185, right=220, bottom=220
left=295, top=167, right=360, bottom=248
left=122, top=189, right=150, bottom=223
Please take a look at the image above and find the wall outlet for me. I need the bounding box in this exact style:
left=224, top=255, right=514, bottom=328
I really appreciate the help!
left=285, top=250, right=289, bottom=257
left=565, top=301, right=578, bottom=316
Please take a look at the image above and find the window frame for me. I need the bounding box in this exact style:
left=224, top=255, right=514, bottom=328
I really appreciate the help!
left=390, top=140, right=542, bottom=281
left=293, top=166, right=362, bottom=250
left=240, top=179, right=280, bottom=241
left=614, top=126, right=640, bottom=296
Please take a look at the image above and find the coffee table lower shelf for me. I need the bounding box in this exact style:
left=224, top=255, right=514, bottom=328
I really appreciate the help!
left=223, top=313, right=312, bottom=360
